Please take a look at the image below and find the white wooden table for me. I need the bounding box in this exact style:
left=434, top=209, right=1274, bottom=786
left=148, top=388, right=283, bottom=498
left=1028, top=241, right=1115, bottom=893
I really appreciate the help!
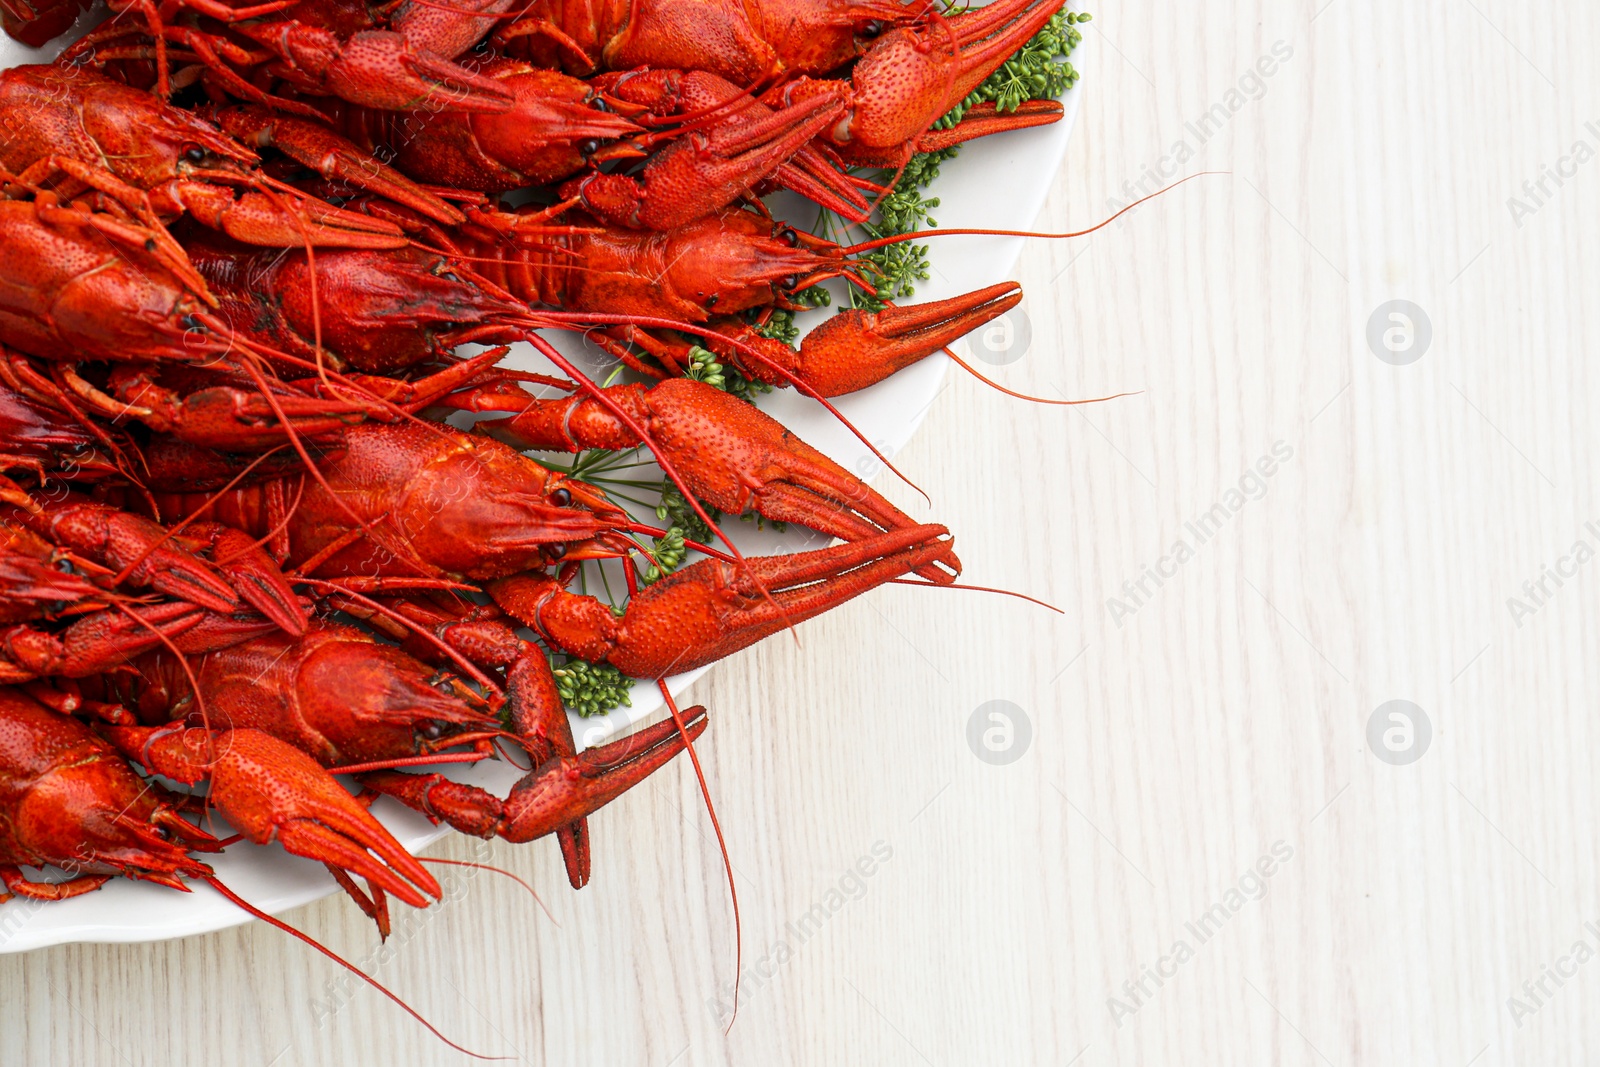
left=5, top=2, right=1598, bottom=1062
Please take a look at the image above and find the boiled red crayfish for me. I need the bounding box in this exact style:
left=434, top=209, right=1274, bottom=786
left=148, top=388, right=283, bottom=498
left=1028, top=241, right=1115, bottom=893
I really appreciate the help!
left=136, top=411, right=958, bottom=590
left=0, top=686, right=221, bottom=900
left=0, top=0, right=1085, bottom=1051
left=307, top=58, right=874, bottom=227
left=92, top=618, right=708, bottom=897
left=183, top=205, right=1018, bottom=397
left=50, top=0, right=519, bottom=112
left=0, top=194, right=431, bottom=449
left=493, top=0, right=1066, bottom=167
left=761, top=0, right=1069, bottom=166
left=0, top=65, right=408, bottom=256
left=496, top=0, right=930, bottom=84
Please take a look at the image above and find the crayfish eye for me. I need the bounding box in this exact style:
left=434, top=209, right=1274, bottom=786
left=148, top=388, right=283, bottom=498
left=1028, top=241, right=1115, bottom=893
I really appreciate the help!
left=591, top=97, right=609, bottom=113
left=778, top=228, right=800, bottom=247
left=181, top=314, right=204, bottom=331
left=183, top=146, right=206, bottom=163
left=544, top=542, right=568, bottom=562
left=861, top=20, right=884, bottom=37
left=780, top=275, right=799, bottom=290
left=440, top=271, right=461, bottom=283
left=150, top=825, right=171, bottom=841
left=419, top=722, right=444, bottom=741
left=579, top=139, right=600, bottom=156
left=549, top=488, right=573, bottom=507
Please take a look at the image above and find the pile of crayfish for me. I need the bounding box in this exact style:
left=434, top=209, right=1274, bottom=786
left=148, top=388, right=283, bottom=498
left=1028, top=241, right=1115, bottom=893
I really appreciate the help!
left=0, top=0, right=1087, bottom=1044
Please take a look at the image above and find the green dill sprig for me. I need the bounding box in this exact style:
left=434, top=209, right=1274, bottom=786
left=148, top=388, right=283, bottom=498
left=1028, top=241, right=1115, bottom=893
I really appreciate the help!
left=684, top=346, right=727, bottom=390
left=684, top=344, right=773, bottom=403
left=758, top=283, right=832, bottom=345
left=738, top=511, right=787, bottom=532
left=723, top=371, right=772, bottom=403
left=877, top=183, right=940, bottom=232
left=640, top=525, right=688, bottom=585
left=550, top=655, right=634, bottom=718
left=853, top=238, right=933, bottom=309
left=656, top=480, right=720, bottom=544
left=757, top=310, right=801, bottom=345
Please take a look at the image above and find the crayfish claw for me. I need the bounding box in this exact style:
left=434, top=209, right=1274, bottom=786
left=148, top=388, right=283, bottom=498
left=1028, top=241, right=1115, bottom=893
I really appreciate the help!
left=561, top=92, right=844, bottom=230
left=556, top=818, right=590, bottom=890
left=174, top=183, right=410, bottom=250
left=278, top=819, right=435, bottom=908
left=217, top=106, right=466, bottom=228
left=793, top=281, right=1024, bottom=396
left=126, top=382, right=372, bottom=452
left=46, top=601, right=209, bottom=678
left=912, top=99, right=1065, bottom=155
left=499, top=706, right=710, bottom=843
left=16, top=498, right=241, bottom=617
left=512, top=525, right=956, bottom=679
left=112, top=725, right=442, bottom=909
left=638, top=377, right=962, bottom=580
left=244, top=23, right=517, bottom=113
left=325, top=864, right=393, bottom=939
left=189, top=524, right=308, bottom=636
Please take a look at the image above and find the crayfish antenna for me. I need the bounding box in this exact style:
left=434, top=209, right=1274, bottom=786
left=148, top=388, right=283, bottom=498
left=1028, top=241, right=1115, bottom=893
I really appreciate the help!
left=107, top=600, right=214, bottom=763
left=203, top=876, right=507, bottom=1060
left=843, top=172, right=1225, bottom=256
left=656, top=680, right=742, bottom=1031
left=888, top=578, right=1063, bottom=613
left=300, top=578, right=506, bottom=699
left=938, top=341, right=1141, bottom=408
left=418, top=856, right=559, bottom=926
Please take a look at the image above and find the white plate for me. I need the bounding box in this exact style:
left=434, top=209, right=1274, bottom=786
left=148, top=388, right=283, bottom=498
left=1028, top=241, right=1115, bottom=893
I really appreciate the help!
left=0, top=15, right=1083, bottom=950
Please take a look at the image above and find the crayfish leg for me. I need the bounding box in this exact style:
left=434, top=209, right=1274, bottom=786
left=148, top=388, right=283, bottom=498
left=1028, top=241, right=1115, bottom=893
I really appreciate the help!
left=325, top=863, right=393, bottom=940
left=0, top=864, right=112, bottom=901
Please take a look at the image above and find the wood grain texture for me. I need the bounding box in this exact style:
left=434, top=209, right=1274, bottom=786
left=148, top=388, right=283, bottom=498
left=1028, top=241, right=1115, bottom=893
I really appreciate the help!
left=3, top=1, right=1597, bottom=1062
